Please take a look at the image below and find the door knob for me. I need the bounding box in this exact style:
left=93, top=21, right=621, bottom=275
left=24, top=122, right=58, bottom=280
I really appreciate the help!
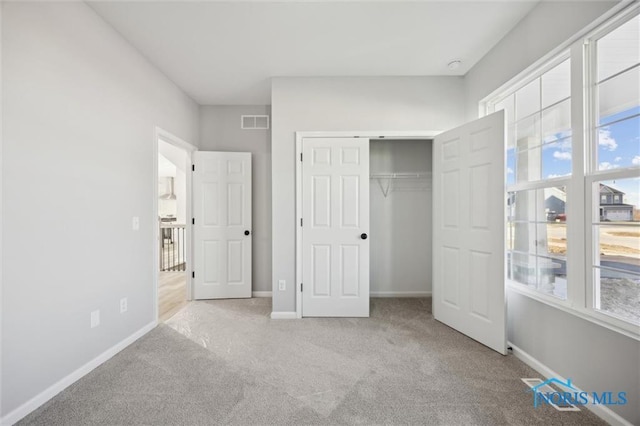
left=244, top=230, right=251, bottom=236
left=361, top=233, right=368, bottom=240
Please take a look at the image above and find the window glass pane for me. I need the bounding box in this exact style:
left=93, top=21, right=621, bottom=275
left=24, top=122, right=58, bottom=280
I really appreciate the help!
left=597, top=178, right=639, bottom=219
left=597, top=115, right=640, bottom=170
left=516, top=114, right=541, bottom=147
left=515, top=114, right=542, bottom=183
left=542, top=59, right=571, bottom=108
left=495, top=94, right=515, bottom=125
left=516, top=146, right=541, bottom=182
left=596, top=224, right=640, bottom=268
left=597, top=14, right=640, bottom=82
left=543, top=186, right=568, bottom=224
left=506, top=147, right=516, bottom=186
left=506, top=122, right=516, bottom=152
left=509, top=190, right=535, bottom=222
left=543, top=98, right=572, bottom=143
left=510, top=252, right=537, bottom=287
left=593, top=177, right=639, bottom=322
left=538, top=255, right=567, bottom=299
left=508, top=186, right=567, bottom=300
left=594, top=267, right=640, bottom=323
left=542, top=139, right=572, bottom=179
left=598, top=66, right=640, bottom=125
left=544, top=221, right=568, bottom=258
left=516, top=78, right=541, bottom=120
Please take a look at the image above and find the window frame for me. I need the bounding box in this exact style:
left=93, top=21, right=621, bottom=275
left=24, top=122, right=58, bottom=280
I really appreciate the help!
left=482, top=3, right=640, bottom=340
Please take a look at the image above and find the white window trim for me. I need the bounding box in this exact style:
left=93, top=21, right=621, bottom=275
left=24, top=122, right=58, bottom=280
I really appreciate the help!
left=483, top=2, right=640, bottom=341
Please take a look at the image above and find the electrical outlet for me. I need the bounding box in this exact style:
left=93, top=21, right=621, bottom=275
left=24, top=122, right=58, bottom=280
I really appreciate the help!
left=132, top=216, right=140, bottom=231
left=91, top=310, right=100, bottom=328
left=120, top=297, right=128, bottom=313
left=278, top=280, right=286, bottom=291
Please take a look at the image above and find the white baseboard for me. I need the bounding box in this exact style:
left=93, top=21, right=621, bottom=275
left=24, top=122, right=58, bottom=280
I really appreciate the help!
left=508, top=342, right=633, bottom=426
left=252, top=291, right=272, bottom=298
left=370, top=291, right=432, bottom=298
left=270, top=311, right=297, bottom=319
left=1, top=321, right=157, bottom=426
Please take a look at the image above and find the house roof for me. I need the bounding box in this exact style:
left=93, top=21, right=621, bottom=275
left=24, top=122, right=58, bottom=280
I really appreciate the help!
left=600, top=184, right=625, bottom=195
left=601, top=203, right=634, bottom=208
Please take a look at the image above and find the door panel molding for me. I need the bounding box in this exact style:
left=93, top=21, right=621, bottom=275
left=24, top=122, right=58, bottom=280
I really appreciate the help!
left=301, top=137, right=369, bottom=317
left=193, top=151, right=252, bottom=299
left=433, top=111, right=506, bottom=354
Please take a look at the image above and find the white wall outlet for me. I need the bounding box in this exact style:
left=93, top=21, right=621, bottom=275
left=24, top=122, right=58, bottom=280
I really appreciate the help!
left=278, top=280, right=286, bottom=291
left=132, top=216, right=140, bottom=231
left=91, top=310, right=100, bottom=328
left=120, top=297, right=128, bottom=313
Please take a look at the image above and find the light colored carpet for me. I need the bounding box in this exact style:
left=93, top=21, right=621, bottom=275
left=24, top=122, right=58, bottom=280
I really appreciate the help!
left=19, top=298, right=605, bottom=425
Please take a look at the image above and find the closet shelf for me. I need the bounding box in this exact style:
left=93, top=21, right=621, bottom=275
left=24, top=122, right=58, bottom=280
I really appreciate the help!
left=370, top=172, right=431, bottom=197
left=369, top=172, right=431, bottom=179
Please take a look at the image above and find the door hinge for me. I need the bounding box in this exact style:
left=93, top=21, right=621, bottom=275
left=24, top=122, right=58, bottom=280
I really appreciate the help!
left=301, top=283, right=303, bottom=292
left=300, top=218, right=303, bottom=227
left=192, top=164, right=195, bottom=171
left=192, top=218, right=195, bottom=225
left=192, top=271, right=195, bottom=279
left=300, top=153, right=303, bottom=162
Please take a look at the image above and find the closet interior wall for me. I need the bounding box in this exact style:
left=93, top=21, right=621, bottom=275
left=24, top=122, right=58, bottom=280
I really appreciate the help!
left=370, top=139, right=433, bottom=296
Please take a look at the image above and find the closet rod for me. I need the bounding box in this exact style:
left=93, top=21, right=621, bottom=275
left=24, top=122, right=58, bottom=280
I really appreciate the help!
left=369, top=172, right=431, bottom=179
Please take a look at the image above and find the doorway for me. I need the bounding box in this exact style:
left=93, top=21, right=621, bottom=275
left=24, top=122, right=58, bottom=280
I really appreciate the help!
left=369, top=139, right=432, bottom=298
left=154, top=128, right=196, bottom=322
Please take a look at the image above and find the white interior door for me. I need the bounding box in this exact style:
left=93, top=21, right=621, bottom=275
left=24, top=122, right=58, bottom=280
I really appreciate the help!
left=193, top=151, right=252, bottom=299
left=301, top=137, right=370, bottom=317
left=433, top=111, right=506, bottom=354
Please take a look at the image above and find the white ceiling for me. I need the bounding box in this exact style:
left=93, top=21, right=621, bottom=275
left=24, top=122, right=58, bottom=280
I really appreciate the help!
left=89, top=1, right=539, bottom=105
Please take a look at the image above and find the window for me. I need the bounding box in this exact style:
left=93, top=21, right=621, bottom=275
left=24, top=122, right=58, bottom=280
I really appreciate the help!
left=588, top=13, right=640, bottom=325
left=485, top=6, right=640, bottom=336
left=507, top=186, right=568, bottom=299
left=594, top=15, right=640, bottom=171
left=498, top=58, right=571, bottom=301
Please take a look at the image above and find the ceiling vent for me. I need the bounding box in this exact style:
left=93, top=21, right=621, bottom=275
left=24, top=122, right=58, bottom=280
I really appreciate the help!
left=241, top=115, right=270, bottom=130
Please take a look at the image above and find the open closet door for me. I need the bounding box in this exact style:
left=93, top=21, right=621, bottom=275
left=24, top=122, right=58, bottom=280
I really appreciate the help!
left=433, top=111, right=506, bottom=355
left=301, top=137, right=370, bottom=317
left=192, top=151, right=252, bottom=299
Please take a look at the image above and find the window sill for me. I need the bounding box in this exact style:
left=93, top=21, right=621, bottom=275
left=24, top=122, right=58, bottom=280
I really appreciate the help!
left=507, top=281, right=640, bottom=341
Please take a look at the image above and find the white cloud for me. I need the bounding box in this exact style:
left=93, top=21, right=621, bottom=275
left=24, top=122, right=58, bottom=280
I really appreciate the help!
left=507, top=167, right=514, bottom=175
left=632, top=156, right=640, bottom=166
left=599, top=129, right=618, bottom=151
left=553, top=151, right=572, bottom=161
left=614, top=156, right=622, bottom=162
left=547, top=173, right=571, bottom=179
left=599, top=162, right=621, bottom=170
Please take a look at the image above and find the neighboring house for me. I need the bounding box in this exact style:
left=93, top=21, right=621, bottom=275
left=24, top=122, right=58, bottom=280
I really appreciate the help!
left=600, top=184, right=634, bottom=221
left=545, top=187, right=567, bottom=221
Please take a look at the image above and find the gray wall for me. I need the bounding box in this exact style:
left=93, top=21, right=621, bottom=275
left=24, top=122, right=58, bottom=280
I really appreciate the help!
left=465, top=1, right=639, bottom=424
left=199, top=105, right=272, bottom=293
left=271, top=76, right=465, bottom=313
left=1, top=2, right=199, bottom=417
left=464, top=0, right=620, bottom=120
left=370, top=140, right=432, bottom=295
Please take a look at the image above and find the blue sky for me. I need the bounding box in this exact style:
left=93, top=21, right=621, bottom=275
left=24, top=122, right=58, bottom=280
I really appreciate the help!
left=507, top=105, right=640, bottom=207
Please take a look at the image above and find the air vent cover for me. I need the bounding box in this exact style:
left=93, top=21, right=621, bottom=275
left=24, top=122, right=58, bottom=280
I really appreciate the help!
left=241, top=115, right=270, bottom=130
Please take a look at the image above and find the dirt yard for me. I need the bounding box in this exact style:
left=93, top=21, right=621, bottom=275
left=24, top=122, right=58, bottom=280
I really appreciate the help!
left=543, top=223, right=640, bottom=260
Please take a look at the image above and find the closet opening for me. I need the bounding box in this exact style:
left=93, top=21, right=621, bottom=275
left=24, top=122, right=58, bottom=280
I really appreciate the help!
left=369, top=139, right=433, bottom=298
